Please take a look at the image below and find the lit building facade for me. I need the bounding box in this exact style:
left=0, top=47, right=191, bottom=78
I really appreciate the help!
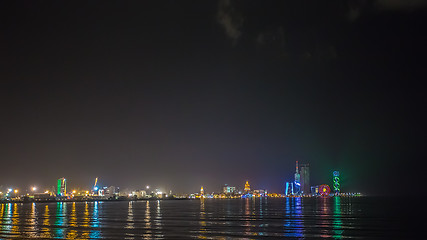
left=223, top=185, right=236, bottom=194
left=333, top=171, right=340, bottom=194
left=300, top=164, right=310, bottom=194
left=285, top=182, right=294, bottom=195
left=105, top=186, right=119, bottom=198
left=244, top=181, right=250, bottom=192
left=294, top=161, right=301, bottom=194
left=57, top=178, right=66, bottom=196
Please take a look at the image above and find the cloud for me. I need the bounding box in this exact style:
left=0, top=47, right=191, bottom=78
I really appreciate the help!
left=217, top=0, right=244, bottom=44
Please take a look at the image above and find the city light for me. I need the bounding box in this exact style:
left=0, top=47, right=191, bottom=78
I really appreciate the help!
left=0, top=163, right=361, bottom=202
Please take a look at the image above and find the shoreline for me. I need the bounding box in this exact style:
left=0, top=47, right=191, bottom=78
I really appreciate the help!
left=0, top=195, right=364, bottom=204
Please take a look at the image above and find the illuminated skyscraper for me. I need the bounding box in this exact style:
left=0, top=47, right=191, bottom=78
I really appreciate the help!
left=300, top=164, right=310, bottom=194
left=285, top=182, right=294, bottom=196
left=333, top=171, right=340, bottom=194
left=200, top=186, right=204, bottom=195
left=57, top=178, right=66, bottom=196
left=244, top=181, right=250, bottom=192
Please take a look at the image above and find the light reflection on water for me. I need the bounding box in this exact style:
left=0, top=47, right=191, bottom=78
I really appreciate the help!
left=54, top=201, right=67, bottom=238
left=90, top=201, right=101, bottom=239
left=283, top=197, right=304, bottom=238
left=41, top=203, right=50, bottom=238
left=198, top=198, right=207, bottom=239
left=11, top=203, right=19, bottom=235
left=0, top=197, right=415, bottom=239
left=154, top=200, right=163, bottom=238
left=333, top=196, right=344, bottom=238
left=66, top=202, right=77, bottom=239
left=144, top=200, right=152, bottom=239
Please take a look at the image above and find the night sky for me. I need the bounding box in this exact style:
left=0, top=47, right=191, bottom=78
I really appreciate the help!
left=1, top=1, right=426, bottom=195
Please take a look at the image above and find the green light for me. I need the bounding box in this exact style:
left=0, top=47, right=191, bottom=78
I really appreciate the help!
left=57, top=179, right=61, bottom=196
left=333, top=176, right=340, bottom=193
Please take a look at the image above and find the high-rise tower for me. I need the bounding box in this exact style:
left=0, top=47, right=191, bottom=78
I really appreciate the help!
left=57, top=178, right=66, bottom=196
left=300, top=164, right=310, bottom=194
left=333, top=171, right=340, bottom=194
left=244, top=181, right=251, bottom=192
left=294, top=161, right=301, bottom=194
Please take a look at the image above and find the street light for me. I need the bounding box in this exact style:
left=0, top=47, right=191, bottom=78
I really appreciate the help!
left=146, top=185, right=150, bottom=189
left=32, top=187, right=37, bottom=191
left=14, top=189, right=18, bottom=193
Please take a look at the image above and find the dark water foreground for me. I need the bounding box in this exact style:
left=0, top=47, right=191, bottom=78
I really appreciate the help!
left=0, top=197, right=423, bottom=239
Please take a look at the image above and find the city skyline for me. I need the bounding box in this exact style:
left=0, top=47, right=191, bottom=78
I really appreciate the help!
left=0, top=163, right=350, bottom=196
left=1, top=1, right=426, bottom=196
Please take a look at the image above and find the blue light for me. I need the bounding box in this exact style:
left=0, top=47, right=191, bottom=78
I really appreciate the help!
left=94, top=187, right=99, bottom=191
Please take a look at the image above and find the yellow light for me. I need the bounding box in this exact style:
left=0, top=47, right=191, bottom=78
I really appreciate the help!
left=45, top=190, right=49, bottom=193
left=72, top=190, right=76, bottom=194
left=14, top=190, right=18, bottom=193
left=32, top=187, right=37, bottom=191
left=85, top=191, right=89, bottom=194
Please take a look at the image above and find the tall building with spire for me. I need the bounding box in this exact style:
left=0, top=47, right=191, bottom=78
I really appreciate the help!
left=244, top=181, right=251, bottom=192
left=200, top=186, right=204, bottom=195
left=294, top=161, right=301, bottom=194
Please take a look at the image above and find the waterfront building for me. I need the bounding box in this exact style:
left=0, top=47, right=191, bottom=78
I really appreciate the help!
left=105, top=186, right=119, bottom=198
left=300, top=164, right=310, bottom=194
left=285, top=182, right=294, bottom=196
left=311, top=185, right=319, bottom=195
left=132, top=190, right=146, bottom=199
left=333, top=171, right=340, bottom=194
left=223, top=184, right=236, bottom=194
left=253, top=189, right=267, bottom=197
left=244, top=181, right=250, bottom=192
left=294, top=161, right=301, bottom=194
left=57, top=178, right=66, bottom=197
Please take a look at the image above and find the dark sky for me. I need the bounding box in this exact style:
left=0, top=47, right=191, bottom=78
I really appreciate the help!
left=1, top=1, right=426, bottom=195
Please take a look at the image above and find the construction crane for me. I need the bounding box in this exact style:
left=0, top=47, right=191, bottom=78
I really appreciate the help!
left=93, top=177, right=98, bottom=191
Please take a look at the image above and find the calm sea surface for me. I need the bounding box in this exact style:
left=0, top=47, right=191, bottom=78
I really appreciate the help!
left=0, top=197, right=423, bottom=239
